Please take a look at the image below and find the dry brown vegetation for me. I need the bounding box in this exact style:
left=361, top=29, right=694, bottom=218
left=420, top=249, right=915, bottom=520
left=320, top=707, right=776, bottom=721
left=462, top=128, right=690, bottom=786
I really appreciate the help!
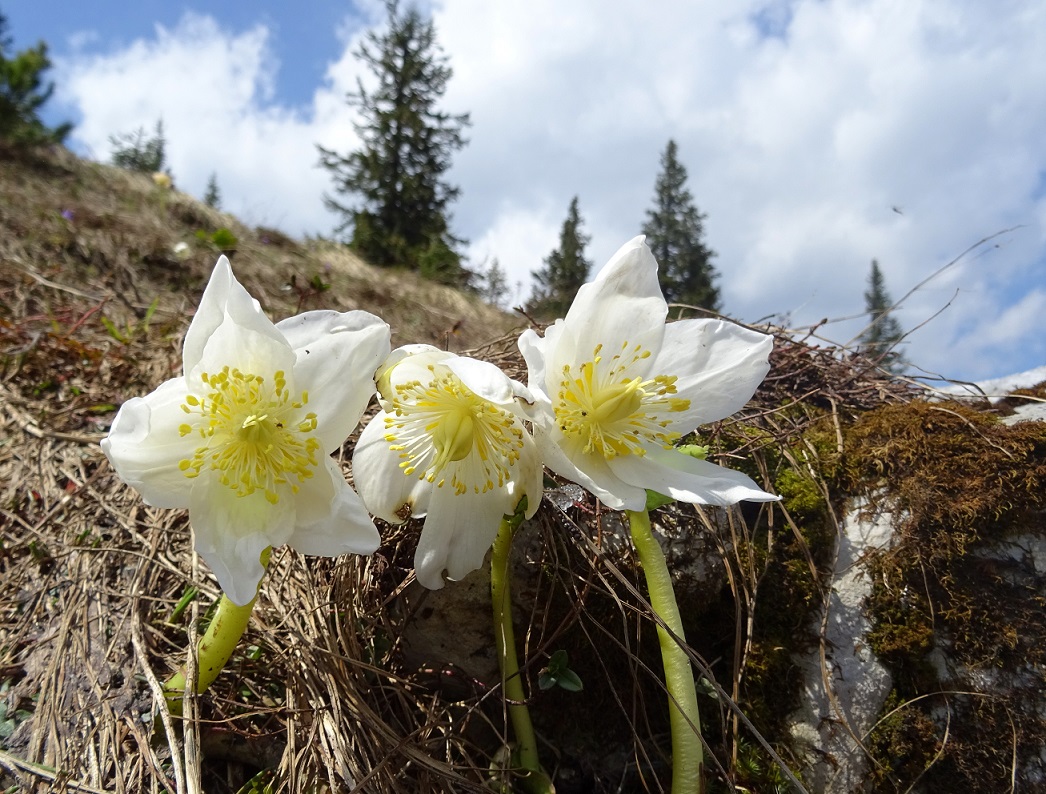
left=2, top=145, right=1045, bottom=793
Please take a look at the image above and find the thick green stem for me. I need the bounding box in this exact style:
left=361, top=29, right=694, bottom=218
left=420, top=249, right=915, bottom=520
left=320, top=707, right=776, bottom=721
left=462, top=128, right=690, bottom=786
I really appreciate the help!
left=163, top=549, right=270, bottom=714
left=627, top=509, right=704, bottom=793
left=490, top=515, right=552, bottom=793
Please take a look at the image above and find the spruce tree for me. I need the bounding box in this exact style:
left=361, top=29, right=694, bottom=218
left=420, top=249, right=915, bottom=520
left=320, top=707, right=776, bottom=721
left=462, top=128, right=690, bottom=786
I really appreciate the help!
left=318, top=0, right=470, bottom=284
left=642, top=140, right=720, bottom=313
left=481, top=258, right=509, bottom=308
left=0, top=12, right=71, bottom=148
left=204, top=172, right=221, bottom=208
left=527, top=196, right=591, bottom=320
left=110, top=119, right=166, bottom=173
left=858, top=259, right=905, bottom=372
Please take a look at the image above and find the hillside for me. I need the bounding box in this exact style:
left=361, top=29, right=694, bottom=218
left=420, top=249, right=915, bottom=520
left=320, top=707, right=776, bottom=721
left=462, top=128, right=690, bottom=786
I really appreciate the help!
left=2, top=146, right=1046, bottom=793
left=0, top=146, right=518, bottom=355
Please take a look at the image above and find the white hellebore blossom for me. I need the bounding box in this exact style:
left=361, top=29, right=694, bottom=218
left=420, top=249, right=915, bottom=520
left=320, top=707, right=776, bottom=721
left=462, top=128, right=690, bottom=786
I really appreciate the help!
left=353, top=345, right=542, bottom=589
left=101, top=256, right=391, bottom=606
left=518, top=236, right=778, bottom=512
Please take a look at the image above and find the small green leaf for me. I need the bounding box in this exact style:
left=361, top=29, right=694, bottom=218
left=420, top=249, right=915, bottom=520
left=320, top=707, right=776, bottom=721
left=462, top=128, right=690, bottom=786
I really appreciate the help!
left=696, top=676, right=719, bottom=701
left=678, top=444, right=709, bottom=460
left=168, top=586, right=199, bottom=623
left=557, top=669, right=583, bottom=692
left=100, top=315, right=127, bottom=343
left=547, top=649, right=568, bottom=673
left=645, top=489, right=674, bottom=510
left=539, top=650, right=583, bottom=693
left=142, top=296, right=160, bottom=327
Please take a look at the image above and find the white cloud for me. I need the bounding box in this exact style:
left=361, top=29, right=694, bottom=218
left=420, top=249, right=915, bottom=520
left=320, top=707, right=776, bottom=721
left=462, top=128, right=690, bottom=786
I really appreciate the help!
left=56, top=13, right=356, bottom=235
left=51, top=0, right=1046, bottom=381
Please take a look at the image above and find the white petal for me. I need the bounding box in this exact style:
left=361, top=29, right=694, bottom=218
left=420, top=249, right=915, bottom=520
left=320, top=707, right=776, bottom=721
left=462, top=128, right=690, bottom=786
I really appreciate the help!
left=564, top=237, right=667, bottom=364
left=286, top=458, right=380, bottom=556
left=517, top=327, right=549, bottom=396
left=654, top=319, right=773, bottom=430
left=190, top=482, right=294, bottom=606
left=515, top=431, right=545, bottom=519
left=609, top=446, right=779, bottom=507
left=101, top=378, right=196, bottom=508
left=374, top=345, right=448, bottom=402
left=276, top=310, right=391, bottom=451
left=413, top=485, right=512, bottom=589
left=443, top=355, right=534, bottom=406
left=352, top=411, right=432, bottom=522
left=182, top=256, right=285, bottom=375
left=530, top=409, right=646, bottom=511
left=191, top=309, right=297, bottom=390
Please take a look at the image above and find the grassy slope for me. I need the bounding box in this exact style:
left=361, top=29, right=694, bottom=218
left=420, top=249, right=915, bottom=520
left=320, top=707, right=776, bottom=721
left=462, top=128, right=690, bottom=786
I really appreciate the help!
left=0, top=145, right=519, bottom=355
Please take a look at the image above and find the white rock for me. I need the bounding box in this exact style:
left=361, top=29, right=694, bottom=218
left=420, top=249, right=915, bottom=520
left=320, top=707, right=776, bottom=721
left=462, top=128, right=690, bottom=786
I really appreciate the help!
left=789, top=497, right=896, bottom=792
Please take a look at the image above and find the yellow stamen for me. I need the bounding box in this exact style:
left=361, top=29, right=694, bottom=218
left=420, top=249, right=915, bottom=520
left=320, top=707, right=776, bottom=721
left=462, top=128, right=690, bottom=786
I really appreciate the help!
left=555, top=341, right=690, bottom=458
left=177, top=366, right=320, bottom=502
left=384, top=366, right=524, bottom=495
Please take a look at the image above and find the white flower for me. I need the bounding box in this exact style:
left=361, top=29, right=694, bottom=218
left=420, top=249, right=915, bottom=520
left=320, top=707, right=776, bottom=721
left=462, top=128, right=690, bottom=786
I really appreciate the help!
left=518, top=236, right=778, bottom=512
left=101, top=256, right=391, bottom=605
left=353, top=345, right=542, bottom=589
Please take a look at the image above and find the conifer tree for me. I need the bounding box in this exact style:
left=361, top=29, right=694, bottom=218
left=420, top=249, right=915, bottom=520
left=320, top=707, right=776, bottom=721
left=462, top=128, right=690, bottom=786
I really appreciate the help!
left=0, top=12, right=71, bottom=148
left=110, top=119, right=166, bottom=173
left=527, top=196, right=591, bottom=320
left=481, top=258, right=509, bottom=308
left=204, top=172, right=221, bottom=208
left=318, top=0, right=470, bottom=284
left=858, top=259, right=905, bottom=372
left=642, top=140, right=720, bottom=313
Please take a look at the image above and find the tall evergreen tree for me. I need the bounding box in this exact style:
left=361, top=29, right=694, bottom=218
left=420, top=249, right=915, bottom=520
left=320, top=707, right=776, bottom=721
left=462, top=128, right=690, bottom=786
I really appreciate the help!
left=642, top=140, right=720, bottom=313
left=858, top=259, right=905, bottom=372
left=527, top=196, right=591, bottom=319
left=0, top=11, right=71, bottom=148
left=318, top=0, right=470, bottom=283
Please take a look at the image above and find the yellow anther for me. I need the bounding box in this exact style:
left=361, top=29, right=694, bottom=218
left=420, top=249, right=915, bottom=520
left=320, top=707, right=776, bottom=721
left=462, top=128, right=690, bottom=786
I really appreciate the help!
left=177, top=365, right=320, bottom=502
left=555, top=343, right=690, bottom=458
left=382, top=367, right=523, bottom=495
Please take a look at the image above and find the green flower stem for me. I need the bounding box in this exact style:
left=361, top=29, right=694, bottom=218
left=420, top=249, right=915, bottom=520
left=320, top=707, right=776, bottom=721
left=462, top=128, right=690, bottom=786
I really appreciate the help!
left=627, top=509, right=704, bottom=793
left=163, top=549, right=271, bottom=715
left=490, top=514, right=552, bottom=794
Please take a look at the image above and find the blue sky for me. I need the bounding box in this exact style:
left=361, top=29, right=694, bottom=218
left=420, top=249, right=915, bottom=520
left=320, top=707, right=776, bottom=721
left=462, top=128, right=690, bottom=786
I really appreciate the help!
left=7, top=0, right=1046, bottom=385
left=9, top=1, right=353, bottom=109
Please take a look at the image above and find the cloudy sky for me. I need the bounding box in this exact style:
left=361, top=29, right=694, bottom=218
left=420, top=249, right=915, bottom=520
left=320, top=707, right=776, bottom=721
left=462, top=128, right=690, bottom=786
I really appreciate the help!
left=9, top=0, right=1046, bottom=383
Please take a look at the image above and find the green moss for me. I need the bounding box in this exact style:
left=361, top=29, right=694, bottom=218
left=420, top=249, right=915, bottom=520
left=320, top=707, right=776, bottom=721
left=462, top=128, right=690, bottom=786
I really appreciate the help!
left=866, top=690, right=941, bottom=791
left=844, top=399, right=1046, bottom=790
left=775, top=468, right=823, bottom=517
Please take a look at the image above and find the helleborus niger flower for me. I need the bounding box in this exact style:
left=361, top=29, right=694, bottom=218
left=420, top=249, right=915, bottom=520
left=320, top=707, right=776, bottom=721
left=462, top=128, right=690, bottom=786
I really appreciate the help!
left=101, top=256, right=391, bottom=606
left=518, top=235, right=777, bottom=511
left=353, top=345, right=542, bottom=589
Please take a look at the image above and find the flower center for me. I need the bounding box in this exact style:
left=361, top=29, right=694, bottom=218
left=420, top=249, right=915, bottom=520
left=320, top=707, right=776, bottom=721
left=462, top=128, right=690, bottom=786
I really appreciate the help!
left=555, top=342, right=690, bottom=458
left=177, top=367, right=320, bottom=504
left=383, top=367, right=524, bottom=495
